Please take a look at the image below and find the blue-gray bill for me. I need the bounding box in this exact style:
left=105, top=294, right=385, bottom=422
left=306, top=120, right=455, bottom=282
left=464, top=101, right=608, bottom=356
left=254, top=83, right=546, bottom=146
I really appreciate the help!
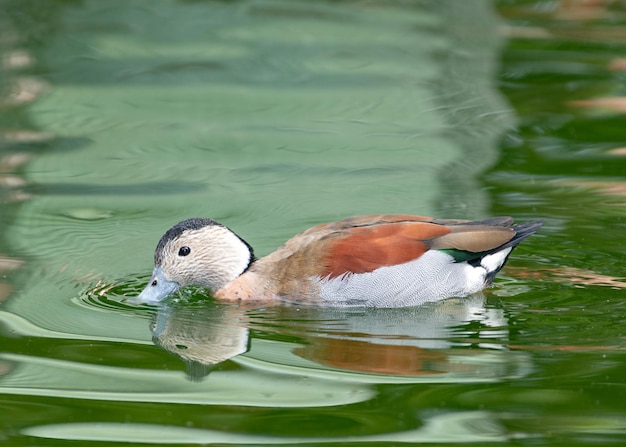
left=134, top=267, right=179, bottom=304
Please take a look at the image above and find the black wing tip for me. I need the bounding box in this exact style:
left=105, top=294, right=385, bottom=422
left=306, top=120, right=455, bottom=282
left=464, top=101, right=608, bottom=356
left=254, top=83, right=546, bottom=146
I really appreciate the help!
left=488, top=218, right=543, bottom=255
left=512, top=219, right=544, bottom=242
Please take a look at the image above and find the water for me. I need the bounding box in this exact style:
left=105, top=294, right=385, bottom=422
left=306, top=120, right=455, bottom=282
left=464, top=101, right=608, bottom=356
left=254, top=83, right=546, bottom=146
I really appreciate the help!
left=1, top=0, right=625, bottom=445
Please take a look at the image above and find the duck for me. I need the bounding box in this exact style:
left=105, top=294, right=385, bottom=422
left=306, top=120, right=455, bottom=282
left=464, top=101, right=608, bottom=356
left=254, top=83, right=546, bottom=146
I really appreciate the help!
left=134, top=214, right=542, bottom=307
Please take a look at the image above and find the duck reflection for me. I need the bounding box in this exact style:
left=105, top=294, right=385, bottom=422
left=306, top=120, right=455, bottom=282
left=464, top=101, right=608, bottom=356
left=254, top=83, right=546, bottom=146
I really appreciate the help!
left=150, top=294, right=514, bottom=381
left=150, top=302, right=250, bottom=380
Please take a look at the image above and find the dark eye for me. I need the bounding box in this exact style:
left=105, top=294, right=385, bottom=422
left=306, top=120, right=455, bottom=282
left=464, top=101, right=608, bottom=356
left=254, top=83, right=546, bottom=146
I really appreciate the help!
left=151, top=279, right=158, bottom=286
left=178, top=246, right=191, bottom=257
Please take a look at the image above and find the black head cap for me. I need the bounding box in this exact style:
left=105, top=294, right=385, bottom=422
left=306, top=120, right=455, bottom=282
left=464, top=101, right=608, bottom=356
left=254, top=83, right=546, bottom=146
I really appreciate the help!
left=154, top=218, right=219, bottom=265
left=153, top=217, right=256, bottom=267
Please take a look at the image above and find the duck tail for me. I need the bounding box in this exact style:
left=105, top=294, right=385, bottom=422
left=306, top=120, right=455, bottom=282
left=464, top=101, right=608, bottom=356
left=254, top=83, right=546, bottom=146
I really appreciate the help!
left=481, top=219, right=543, bottom=285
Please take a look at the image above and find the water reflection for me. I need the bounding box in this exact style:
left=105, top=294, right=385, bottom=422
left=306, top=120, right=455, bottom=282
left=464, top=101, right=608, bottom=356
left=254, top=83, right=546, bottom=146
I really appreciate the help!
left=150, top=302, right=250, bottom=380
left=151, top=295, right=531, bottom=382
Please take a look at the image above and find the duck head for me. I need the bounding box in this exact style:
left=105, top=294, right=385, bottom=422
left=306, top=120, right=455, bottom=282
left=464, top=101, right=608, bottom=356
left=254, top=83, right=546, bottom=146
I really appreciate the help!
left=135, top=218, right=254, bottom=304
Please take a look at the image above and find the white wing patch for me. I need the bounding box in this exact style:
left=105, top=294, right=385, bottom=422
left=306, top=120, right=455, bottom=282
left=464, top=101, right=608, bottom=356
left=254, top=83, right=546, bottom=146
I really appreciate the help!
left=316, top=249, right=510, bottom=307
left=480, top=247, right=512, bottom=272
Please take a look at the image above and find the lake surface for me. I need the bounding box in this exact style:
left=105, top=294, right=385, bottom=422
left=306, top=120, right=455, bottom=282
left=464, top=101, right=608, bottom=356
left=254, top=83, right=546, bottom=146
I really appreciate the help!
left=1, top=0, right=625, bottom=445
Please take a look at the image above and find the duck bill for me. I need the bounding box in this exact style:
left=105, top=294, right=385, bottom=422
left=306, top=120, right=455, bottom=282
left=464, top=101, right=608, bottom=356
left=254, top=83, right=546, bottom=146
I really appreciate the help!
left=134, top=267, right=180, bottom=304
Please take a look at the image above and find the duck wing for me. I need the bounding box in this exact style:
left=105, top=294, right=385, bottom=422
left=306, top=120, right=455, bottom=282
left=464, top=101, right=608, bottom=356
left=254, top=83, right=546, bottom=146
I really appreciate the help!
left=318, top=214, right=534, bottom=279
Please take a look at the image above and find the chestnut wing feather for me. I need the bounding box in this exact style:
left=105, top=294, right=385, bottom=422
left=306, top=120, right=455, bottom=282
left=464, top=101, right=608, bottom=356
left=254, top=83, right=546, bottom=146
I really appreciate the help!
left=322, top=221, right=451, bottom=279
left=321, top=218, right=518, bottom=279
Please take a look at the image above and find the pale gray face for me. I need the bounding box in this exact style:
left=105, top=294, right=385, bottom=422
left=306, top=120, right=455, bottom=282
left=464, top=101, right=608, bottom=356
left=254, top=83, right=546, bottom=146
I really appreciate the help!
left=134, top=218, right=254, bottom=304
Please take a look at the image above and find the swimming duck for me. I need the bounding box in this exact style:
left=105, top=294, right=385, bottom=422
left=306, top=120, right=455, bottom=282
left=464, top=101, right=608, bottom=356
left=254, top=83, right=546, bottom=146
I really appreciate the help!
left=135, top=214, right=542, bottom=307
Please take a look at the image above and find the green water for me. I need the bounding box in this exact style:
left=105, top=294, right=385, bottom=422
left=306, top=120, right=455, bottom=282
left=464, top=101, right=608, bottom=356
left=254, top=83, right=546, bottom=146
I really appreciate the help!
left=1, top=0, right=625, bottom=445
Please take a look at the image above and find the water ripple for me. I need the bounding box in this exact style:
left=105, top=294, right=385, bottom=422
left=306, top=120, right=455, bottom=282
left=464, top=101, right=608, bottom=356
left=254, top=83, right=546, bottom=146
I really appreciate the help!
left=79, top=275, right=152, bottom=313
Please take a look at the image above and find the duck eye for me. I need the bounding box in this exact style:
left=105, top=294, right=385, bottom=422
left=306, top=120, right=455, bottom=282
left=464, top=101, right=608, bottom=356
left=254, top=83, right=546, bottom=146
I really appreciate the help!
left=178, top=246, right=191, bottom=257
left=151, top=279, right=158, bottom=286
